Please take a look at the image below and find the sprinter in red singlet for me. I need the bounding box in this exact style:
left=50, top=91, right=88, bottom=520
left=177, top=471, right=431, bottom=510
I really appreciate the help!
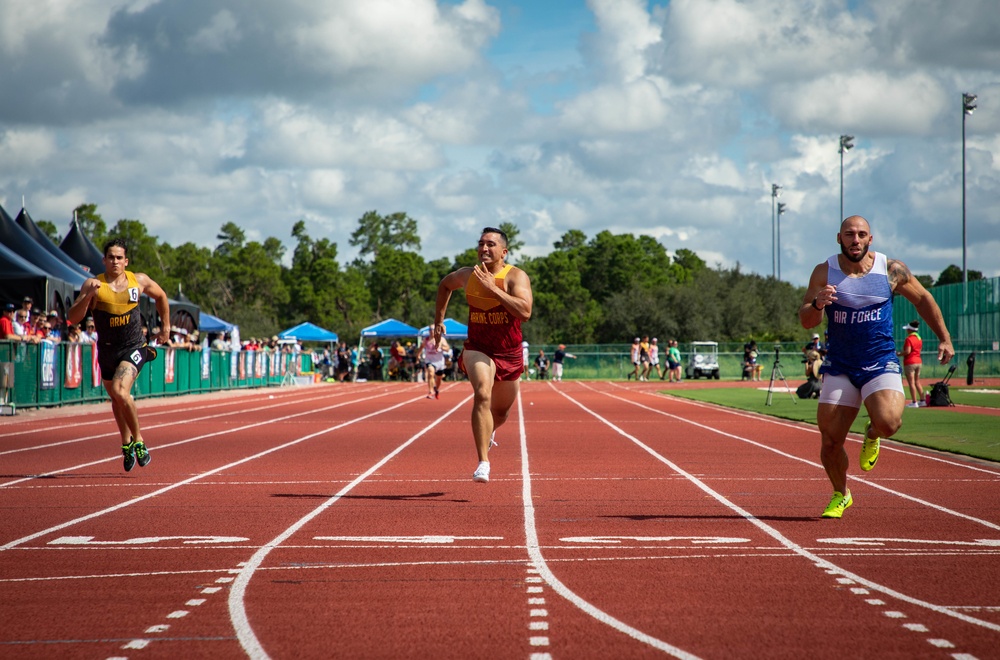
left=433, top=227, right=533, bottom=483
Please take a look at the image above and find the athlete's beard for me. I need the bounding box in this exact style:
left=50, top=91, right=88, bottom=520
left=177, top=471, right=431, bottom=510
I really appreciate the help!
left=840, top=241, right=870, bottom=263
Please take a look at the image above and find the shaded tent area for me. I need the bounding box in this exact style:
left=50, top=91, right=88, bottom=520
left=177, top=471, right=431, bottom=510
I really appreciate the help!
left=199, top=312, right=237, bottom=333
left=417, top=318, right=468, bottom=338
left=59, top=216, right=105, bottom=276
left=278, top=322, right=338, bottom=344
left=164, top=292, right=200, bottom=336
left=16, top=208, right=94, bottom=277
left=358, top=318, right=420, bottom=382
left=360, top=318, right=419, bottom=338
left=0, top=241, right=75, bottom=313
left=0, top=204, right=87, bottom=312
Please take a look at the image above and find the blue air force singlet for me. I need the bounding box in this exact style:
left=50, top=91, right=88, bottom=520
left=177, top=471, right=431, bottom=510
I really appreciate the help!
left=820, top=251, right=899, bottom=378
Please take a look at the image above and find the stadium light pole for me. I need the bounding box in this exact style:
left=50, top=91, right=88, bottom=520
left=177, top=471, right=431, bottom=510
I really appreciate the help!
left=962, top=92, right=977, bottom=310
left=771, top=184, right=781, bottom=278
left=777, top=202, right=787, bottom=280
left=839, top=135, right=854, bottom=222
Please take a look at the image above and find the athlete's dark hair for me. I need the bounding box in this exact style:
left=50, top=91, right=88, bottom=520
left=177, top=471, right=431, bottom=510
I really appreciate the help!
left=103, top=237, right=129, bottom=258
left=481, top=226, right=508, bottom=248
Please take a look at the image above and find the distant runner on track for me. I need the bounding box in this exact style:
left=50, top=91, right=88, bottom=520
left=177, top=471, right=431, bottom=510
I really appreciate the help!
left=67, top=238, right=171, bottom=473
left=800, top=216, right=953, bottom=518
left=433, top=227, right=533, bottom=483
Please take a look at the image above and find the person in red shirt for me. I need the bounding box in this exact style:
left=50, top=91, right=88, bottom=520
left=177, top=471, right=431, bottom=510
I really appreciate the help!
left=899, top=320, right=924, bottom=407
left=434, top=227, right=533, bottom=483
left=1, top=304, right=18, bottom=340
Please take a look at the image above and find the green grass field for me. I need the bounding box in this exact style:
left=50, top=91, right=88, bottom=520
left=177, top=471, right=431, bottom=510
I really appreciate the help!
left=664, top=386, right=1000, bottom=463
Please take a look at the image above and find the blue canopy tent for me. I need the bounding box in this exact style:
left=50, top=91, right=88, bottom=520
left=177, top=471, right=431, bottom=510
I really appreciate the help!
left=417, top=317, right=468, bottom=339
left=199, top=312, right=237, bottom=333
left=278, top=322, right=339, bottom=343
left=360, top=318, right=418, bottom=338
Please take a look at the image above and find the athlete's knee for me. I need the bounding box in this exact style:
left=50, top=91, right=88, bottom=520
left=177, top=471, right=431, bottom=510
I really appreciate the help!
left=871, top=414, right=902, bottom=439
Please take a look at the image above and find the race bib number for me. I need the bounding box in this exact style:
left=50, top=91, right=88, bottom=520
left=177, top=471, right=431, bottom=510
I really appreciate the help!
left=129, top=287, right=139, bottom=302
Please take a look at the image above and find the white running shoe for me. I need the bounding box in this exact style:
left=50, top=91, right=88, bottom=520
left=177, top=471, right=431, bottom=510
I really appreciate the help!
left=489, top=431, right=498, bottom=451
left=473, top=461, right=490, bottom=483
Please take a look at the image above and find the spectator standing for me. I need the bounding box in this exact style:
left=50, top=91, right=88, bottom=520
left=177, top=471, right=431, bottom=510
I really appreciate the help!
left=647, top=338, right=664, bottom=380
left=80, top=317, right=97, bottom=343
left=1, top=304, right=20, bottom=341
left=46, top=311, right=63, bottom=343
left=552, top=344, right=576, bottom=382
left=638, top=336, right=651, bottom=381
left=627, top=337, right=641, bottom=380
left=521, top=340, right=530, bottom=380
left=666, top=340, right=683, bottom=382
left=899, top=320, right=924, bottom=407
left=534, top=349, right=550, bottom=380
left=12, top=308, right=39, bottom=343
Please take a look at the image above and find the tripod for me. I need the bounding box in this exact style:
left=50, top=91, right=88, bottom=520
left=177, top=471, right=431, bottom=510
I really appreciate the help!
left=765, top=346, right=796, bottom=406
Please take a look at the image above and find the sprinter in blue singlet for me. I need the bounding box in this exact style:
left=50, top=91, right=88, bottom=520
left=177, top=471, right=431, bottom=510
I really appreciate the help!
left=799, top=216, right=954, bottom=519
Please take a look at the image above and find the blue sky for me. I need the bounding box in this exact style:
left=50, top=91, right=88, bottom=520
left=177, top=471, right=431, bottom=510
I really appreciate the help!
left=1, top=0, right=998, bottom=287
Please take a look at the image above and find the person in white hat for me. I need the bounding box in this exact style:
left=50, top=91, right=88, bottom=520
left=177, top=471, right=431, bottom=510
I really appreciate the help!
left=898, top=320, right=924, bottom=407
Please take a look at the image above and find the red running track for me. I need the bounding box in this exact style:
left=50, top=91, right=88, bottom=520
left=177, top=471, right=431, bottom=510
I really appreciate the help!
left=1, top=381, right=998, bottom=659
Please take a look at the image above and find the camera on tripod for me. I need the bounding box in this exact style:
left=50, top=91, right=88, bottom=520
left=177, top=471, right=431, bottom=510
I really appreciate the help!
left=773, top=343, right=781, bottom=362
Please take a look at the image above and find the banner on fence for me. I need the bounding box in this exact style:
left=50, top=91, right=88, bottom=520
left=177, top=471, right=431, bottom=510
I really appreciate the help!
left=40, top=341, right=56, bottom=390
left=64, top=344, right=81, bottom=389
left=165, top=348, right=175, bottom=384
left=92, top=344, right=101, bottom=387
left=201, top=342, right=211, bottom=380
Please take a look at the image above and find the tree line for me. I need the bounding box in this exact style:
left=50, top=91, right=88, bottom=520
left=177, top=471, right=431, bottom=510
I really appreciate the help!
left=36, top=204, right=978, bottom=345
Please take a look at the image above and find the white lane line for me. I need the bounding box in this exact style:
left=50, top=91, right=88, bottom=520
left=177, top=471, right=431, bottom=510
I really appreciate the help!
left=0, top=387, right=402, bottom=491
left=227, top=394, right=473, bottom=660
left=557, top=386, right=1000, bottom=634
left=517, top=392, right=702, bottom=659
left=588, top=385, right=1000, bottom=532
left=623, top=384, right=1000, bottom=478
left=0, top=389, right=423, bottom=550
left=0, top=389, right=310, bottom=440
left=0, top=386, right=369, bottom=457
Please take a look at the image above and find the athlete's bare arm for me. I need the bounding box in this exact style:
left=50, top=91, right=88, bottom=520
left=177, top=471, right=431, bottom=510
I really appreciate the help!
left=433, top=268, right=474, bottom=341
left=471, top=264, right=532, bottom=322
left=67, top=278, right=102, bottom=325
left=888, top=258, right=954, bottom=364
left=799, top=263, right=836, bottom=329
left=136, top=272, right=171, bottom=344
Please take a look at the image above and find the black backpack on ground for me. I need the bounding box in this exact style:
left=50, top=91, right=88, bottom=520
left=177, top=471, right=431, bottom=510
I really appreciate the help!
left=927, top=364, right=957, bottom=407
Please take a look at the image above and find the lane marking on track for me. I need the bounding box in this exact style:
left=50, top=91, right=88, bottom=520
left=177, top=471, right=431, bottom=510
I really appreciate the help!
left=0, top=388, right=426, bottom=550
left=227, top=393, right=474, bottom=660
left=586, top=383, right=1000, bottom=532
left=0, top=389, right=304, bottom=439
left=313, top=535, right=503, bottom=544
left=557, top=384, right=1000, bottom=635
left=0, top=386, right=372, bottom=457
left=626, top=383, right=1000, bottom=478
left=48, top=535, right=249, bottom=546
left=517, top=392, right=702, bottom=660
left=0, top=386, right=402, bottom=490
left=560, top=536, right=750, bottom=545
left=818, top=537, right=1000, bottom=547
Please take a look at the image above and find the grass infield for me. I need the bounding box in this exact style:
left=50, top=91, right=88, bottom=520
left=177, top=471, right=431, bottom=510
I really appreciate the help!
left=664, top=386, right=1000, bottom=463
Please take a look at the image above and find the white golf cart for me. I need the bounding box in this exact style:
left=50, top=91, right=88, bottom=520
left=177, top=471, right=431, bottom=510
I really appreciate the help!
left=686, top=341, right=720, bottom=379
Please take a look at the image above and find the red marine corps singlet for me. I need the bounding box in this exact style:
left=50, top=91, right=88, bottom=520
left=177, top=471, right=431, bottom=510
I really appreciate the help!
left=463, top=264, right=523, bottom=370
